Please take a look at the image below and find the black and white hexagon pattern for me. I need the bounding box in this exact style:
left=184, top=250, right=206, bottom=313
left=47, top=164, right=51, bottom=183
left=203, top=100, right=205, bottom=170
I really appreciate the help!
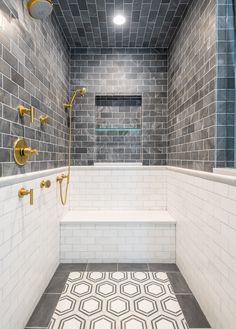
left=48, top=271, right=189, bottom=329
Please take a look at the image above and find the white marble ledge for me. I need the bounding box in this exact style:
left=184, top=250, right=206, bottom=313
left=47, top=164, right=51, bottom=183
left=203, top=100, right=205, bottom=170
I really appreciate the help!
left=213, top=168, right=236, bottom=177
left=71, top=165, right=167, bottom=171
left=1, top=165, right=236, bottom=188
left=60, top=210, right=176, bottom=224
left=0, top=166, right=67, bottom=187
left=168, top=166, right=236, bottom=187
left=94, top=162, right=143, bottom=166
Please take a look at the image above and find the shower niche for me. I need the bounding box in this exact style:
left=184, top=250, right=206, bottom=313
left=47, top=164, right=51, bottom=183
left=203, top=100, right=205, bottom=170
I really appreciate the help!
left=95, top=95, right=143, bottom=163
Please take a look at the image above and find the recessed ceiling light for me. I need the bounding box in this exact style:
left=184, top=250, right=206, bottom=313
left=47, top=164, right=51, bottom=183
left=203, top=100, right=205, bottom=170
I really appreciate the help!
left=113, top=15, right=126, bottom=25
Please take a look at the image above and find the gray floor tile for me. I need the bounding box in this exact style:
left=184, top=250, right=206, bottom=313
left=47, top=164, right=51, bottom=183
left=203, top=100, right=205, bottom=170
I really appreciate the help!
left=177, top=295, right=211, bottom=328
left=26, top=294, right=59, bottom=328
left=118, top=263, right=149, bottom=271
left=45, top=275, right=68, bottom=293
left=54, top=263, right=87, bottom=275
left=167, top=272, right=192, bottom=294
left=149, top=263, right=180, bottom=272
left=87, top=263, right=117, bottom=272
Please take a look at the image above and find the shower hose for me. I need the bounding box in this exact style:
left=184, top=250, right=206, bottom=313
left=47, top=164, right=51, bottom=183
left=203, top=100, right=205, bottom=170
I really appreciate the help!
left=59, top=106, right=72, bottom=206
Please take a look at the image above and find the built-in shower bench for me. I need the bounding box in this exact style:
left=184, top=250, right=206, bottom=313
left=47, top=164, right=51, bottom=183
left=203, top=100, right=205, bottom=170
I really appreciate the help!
left=60, top=211, right=176, bottom=263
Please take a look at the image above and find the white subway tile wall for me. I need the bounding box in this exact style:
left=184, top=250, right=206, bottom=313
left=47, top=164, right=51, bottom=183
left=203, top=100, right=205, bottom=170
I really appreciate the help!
left=0, top=169, right=65, bottom=329
left=60, top=222, right=176, bottom=263
left=69, top=166, right=167, bottom=210
left=167, top=169, right=236, bottom=329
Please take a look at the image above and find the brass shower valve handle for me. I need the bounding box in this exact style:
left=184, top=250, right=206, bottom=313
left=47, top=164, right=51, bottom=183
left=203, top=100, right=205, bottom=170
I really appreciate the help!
left=21, top=147, right=39, bottom=157
left=18, top=188, right=34, bottom=205
left=56, top=174, right=67, bottom=183
left=18, top=105, right=35, bottom=123
left=40, top=115, right=49, bottom=125
left=40, top=180, right=51, bottom=188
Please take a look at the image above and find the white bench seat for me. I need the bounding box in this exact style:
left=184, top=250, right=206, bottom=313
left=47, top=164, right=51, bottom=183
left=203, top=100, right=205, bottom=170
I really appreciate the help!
left=61, top=210, right=176, bottom=224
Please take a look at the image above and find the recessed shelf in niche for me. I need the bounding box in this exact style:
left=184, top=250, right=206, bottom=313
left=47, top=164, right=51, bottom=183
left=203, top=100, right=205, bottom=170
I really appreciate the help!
left=95, top=94, right=143, bottom=163
left=95, top=95, right=142, bottom=107
left=96, top=128, right=142, bottom=131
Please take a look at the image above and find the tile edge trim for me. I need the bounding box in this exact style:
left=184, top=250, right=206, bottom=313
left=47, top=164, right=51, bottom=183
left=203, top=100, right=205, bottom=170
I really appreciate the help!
left=0, top=167, right=68, bottom=188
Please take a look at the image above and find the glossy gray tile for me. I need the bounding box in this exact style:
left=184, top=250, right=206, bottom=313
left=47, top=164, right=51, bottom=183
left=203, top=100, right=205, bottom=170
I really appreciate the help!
left=87, top=263, right=117, bottom=272
left=176, top=295, right=211, bottom=328
left=168, top=0, right=217, bottom=172
left=55, top=263, right=87, bottom=275
left=118, top=263, right=149, bottom=271
left=45, top=276, right=68, bottom=294
left=149, top=263, right=180, bottom=272
left=26, top=294, right=60, bottom=328
left=167, top=272, right=192, bottom=294
left=53, top=0, right=191, bottom=47
left=0, top=0, right=69, bottom=177
left=70, top=48, right=168, bottom=166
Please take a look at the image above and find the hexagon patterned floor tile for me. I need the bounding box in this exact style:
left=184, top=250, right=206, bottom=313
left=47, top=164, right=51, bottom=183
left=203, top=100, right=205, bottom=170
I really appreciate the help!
left=48, top=272, right=189, bottom=329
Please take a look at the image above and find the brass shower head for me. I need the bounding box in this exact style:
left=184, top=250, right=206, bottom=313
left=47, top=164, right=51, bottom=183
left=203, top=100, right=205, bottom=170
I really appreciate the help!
left=27, top=0, right=53, bottom=19
left=78, top=87, right=86, bottom=97
left=64, top=87, right=87, bottom=109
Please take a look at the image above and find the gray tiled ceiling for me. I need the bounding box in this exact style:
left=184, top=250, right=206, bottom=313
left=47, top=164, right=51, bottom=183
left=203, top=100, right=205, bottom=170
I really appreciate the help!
left=53, top=0, right=192, bottom=48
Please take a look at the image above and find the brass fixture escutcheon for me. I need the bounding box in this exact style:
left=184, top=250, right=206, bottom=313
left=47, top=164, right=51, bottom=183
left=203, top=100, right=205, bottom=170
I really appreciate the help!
left=14, top=138, right=39, bottom=166
left=40, top=180, right=51, bottom=188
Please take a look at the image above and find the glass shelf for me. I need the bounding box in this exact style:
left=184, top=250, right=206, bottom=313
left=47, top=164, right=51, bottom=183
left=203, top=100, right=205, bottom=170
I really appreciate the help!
left=96, top=128, right=142, bottom=131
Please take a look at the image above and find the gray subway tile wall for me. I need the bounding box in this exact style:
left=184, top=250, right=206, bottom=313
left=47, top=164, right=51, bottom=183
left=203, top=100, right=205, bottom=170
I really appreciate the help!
left=168, top=0, right=217, bottom=172
left=0, top=0, right=234, bottom=174
left=0, top=1, right=69, bottom=177
left=70, top=48, right=168, bottom=165
left=215, top=0, right=235, bottom=168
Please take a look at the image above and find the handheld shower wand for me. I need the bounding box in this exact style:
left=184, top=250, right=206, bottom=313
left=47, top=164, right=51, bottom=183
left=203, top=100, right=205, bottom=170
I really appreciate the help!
left=64, top=87, right=87, bottom=109
left=57, top=87, right=87, bottom=206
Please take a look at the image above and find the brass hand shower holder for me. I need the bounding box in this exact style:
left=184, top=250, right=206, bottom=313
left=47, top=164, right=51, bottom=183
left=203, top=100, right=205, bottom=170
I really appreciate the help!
left=18, top=188, right=34, bottom=205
